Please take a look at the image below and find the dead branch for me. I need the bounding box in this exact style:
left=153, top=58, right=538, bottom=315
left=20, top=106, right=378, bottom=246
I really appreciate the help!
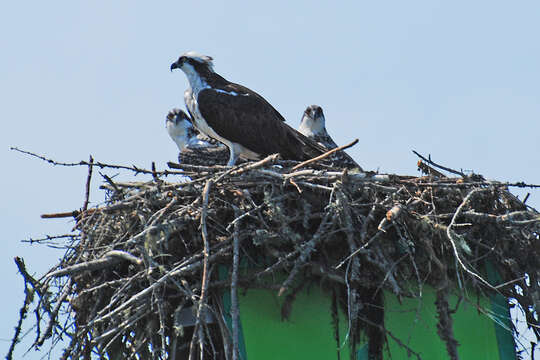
left=412, top=150, right=466, bottom=177
left=446, top=188, right=496, bottom=290
left=291, top=139, right=359, bottom=170
left=45, top=250, right=142, bottom=278
left=189, top=179, right=213, bottom=360
left=231, top=209, right=241, bottom=360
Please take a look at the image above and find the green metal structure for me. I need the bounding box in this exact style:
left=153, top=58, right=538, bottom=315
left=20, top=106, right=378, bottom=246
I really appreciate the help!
left=226, top=285, right=515, bottom=359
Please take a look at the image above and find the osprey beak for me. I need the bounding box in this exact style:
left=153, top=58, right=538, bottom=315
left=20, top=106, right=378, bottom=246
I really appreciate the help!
left=170, top=62, right=179, bottom=72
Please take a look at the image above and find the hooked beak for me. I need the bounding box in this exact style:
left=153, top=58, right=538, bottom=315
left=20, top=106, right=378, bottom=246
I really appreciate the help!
left=170, top=62, right=179, bottom=72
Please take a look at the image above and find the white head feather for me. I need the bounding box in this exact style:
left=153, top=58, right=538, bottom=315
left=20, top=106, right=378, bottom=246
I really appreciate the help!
left=172, top=52, right=215, bottom=94
left=182, top=51, right=214, bottom=69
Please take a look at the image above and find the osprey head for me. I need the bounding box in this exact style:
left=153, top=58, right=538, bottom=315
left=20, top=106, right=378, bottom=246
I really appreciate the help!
left=166, top=108, right=197, bottom=151
left=299, top=105, right=326, bottom=136
left=170, top=51, right=214, bottom=72
left=166, top=108, right=190, bottom=126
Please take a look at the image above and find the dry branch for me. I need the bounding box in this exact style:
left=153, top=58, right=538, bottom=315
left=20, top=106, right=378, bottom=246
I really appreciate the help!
left=291, top=139, right=359, bottom=170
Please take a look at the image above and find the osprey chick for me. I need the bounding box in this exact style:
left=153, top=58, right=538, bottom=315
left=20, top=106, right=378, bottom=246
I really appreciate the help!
left=299, top=105, right=363, bottom=171
left=165, top=108, right=202, bottom=152
left=165, top=108, right=212, bottom=162
left=166, top=108, right=229, bottom=165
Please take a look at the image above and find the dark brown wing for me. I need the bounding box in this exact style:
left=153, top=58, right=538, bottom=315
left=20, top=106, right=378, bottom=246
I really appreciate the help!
left=197, top=87, right=324, bottom=161
left=315, top=133, right=363, bottom=170
left=328, top=150, right=363, bottom=171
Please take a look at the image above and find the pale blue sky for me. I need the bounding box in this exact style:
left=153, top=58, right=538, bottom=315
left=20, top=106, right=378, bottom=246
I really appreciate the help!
left=2, top=1, right=539, bottom=358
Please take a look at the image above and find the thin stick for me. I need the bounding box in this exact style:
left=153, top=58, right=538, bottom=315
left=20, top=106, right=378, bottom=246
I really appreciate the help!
left=412, top=150, right=465, bottom=177
left=231, top=210, right=241, bottom=360
left=14, top=257, right=44, bottom=297
left=292, top=139, right=359, bottom=171
left=446, top=188, right=496, bottom=290
left=230, top=154, right=280, bottom=176
left=37, top=279, right=73, bottom=346
left=7, top=264, right=35, bottom=360
left=214, top=154, right=280, bottom=184
left=82, top=155, right=94, bottom=211
left=189, top=179, right=214, bottom=360
left=41, top=210, right=82, bottom=219
left=10, top=147, right=188, bottom=177
left=90, top=244, right=232, bottom=326
left=100, top=172, right=121, bottom=194
left=44, top=251, right=142, bottom=278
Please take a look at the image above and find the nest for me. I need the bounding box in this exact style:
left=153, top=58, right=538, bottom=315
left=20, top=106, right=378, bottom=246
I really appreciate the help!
left=8, top=148, right=540, bottom=360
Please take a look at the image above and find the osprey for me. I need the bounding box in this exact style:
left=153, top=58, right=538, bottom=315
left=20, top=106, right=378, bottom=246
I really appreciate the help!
left=165, top=108, right=206, bottom=152
left=165, top=108, right=229, bottom=164
left=170, top=52, right=325, bottom=166
left=298, top=105, right=363, bottom=171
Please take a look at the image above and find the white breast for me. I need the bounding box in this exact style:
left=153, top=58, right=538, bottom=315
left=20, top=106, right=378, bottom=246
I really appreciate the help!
left=166, top=121, right=189, bottom=151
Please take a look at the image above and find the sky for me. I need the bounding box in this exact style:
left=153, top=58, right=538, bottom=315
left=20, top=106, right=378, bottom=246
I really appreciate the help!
left=1, top=1, right=539, bottom=358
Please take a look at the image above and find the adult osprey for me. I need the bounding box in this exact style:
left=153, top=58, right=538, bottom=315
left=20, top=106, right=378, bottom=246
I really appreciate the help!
left=165, top=108, right=229, bottom=165
left=170, top=52, right=325, bottom=166
left=298, top=105, right=363, bottom=171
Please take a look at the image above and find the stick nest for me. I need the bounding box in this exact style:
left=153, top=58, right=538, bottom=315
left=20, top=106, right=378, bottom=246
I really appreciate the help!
left=10, top=151, right=540, bottom=360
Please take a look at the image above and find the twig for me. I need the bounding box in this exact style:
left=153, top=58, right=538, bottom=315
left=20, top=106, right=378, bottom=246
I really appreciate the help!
left=225, top=194, right=289, bottom=232
left=100, top=172, right=121, bottom=194
left=148, top=197, right=179, bottom=226
left=82, top=155, right=94, bottom=211
left=412, top=150, right=466, bottom=177
left=356, top=314, right=423, bottom=360
left=88, top=242, right=231, bottom=329
left=41, top=201, right=144, bottom=220
left=446, top=188, right=496, bottom=290
left=230, top=154, right=280, bottom=176
left=435, top=284, right=459, bottom=360
left=189, top=179, right=214, bottom=360
left=231, top=209, right=241, bottom=360
left=41, top=210, right=83, bottom=219
left=493, top=276, right=527, bottom=290
left=10, top=147, right=188, bottom=177
left=151, top=161, right=163, bottom=192
left=291, top=139, right=359, bottom=171
left=279, top=208, right=334, bottom=296
left=335, top=198, right=397, bottom=270
left=462, top=210, right=540, bottom=226
left=214, top=154, right=281, bottom=184
left=6, top=264, right=35, bottom=360
left=22, top=234, right=80, bottom=244
left=96, top=305, right=148, bottom=348
left=14, top=257, right=43, bottom=297
left=402, top=179, right=540, bottom=189
left=44, top=251, right=142, bottom=278
left=37, top=279, right=73, bottom=346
